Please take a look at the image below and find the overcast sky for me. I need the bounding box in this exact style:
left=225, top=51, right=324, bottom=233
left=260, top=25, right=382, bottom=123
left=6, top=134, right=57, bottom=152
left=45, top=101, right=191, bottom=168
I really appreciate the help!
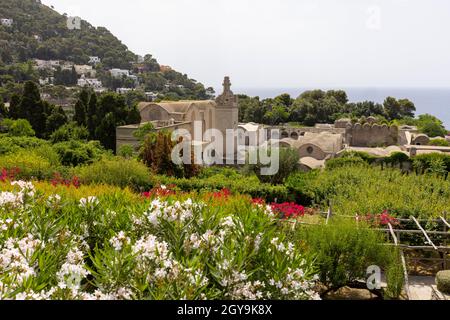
left=42, top=0, right=450, bottom=90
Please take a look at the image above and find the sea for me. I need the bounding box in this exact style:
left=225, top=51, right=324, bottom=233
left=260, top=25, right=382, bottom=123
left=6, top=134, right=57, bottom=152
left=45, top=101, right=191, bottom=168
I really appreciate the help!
left=234, top=87, right=450, bottom=130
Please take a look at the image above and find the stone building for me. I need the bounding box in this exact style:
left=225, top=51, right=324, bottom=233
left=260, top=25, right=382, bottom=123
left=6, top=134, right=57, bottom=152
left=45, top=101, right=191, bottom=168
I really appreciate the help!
left=116, top=76, right=239, bottom=152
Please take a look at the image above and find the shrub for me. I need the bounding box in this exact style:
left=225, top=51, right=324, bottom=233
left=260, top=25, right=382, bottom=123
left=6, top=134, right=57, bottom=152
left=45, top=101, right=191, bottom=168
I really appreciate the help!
left=384, top=253, right=405, bottom=299
left=436, top=270, right=450, bottom=294
left=1, top=118, right=35, bottom=137
left=50, top=122, right=89, bottom=143
left=336, top=151, right=378, bottom=164
left=247, top=147, right=300, bottom=185
left=0, top=151, right=54, bottom=180
left=384, top=152, right=410, bottom=166
left=413, top=153, right=450, bottom=175
left=0, top=135, right=49, bottom=155
left=118, top=144, right=134, bottom=158
left=132, top=122, right=154, bottom=141
left=286, top=166, right=450, bottom=218
left=52, top=140, right=106, bottom=167
left=326, top=157, right=368, bottom=170
left=0, top=181, right=320, bottom=300
left=75, top=157, right=151, bottom=190
left=139, top=130, right=183, bottom=177
left=295, top=218, right=395, bottom=290
left=429, top=139, right=450, bottom=147
left=153, top=173, right=290, bottom=203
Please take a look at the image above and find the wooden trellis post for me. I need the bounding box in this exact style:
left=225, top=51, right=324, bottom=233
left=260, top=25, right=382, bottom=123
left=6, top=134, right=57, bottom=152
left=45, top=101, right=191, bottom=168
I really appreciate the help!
left=325, top=201, right=332, bottom=225
left=444, top=212, right=448, bottom=270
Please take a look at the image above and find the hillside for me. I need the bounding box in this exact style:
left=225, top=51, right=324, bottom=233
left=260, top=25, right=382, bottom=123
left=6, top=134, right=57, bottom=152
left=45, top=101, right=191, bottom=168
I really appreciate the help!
left=0, top=0, right=136, bottom=68
left=0, top=0, right=212, bottom=100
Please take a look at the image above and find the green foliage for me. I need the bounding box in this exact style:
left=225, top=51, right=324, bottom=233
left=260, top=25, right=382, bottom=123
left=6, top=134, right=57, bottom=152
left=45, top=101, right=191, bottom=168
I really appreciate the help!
left=133, top=122, right=154, bottom=141
left=384, top=253, right=405, bottom=299
left=153, top=173, right=290, bottom=203
left=117, top=144, right=134, bottom=159
left=50, top=122, right=89, bottom=143
left=0, top=184, right=319, bottom=300
left=416, top=114, right=447, bottom=137
left=436, top=270, right=450, bottom=294
left=383, top=97, right=416, bottom=120
left=385, top=152, right=410, bottom=166
left=286, top=166, right=450, bottom=218
left=139, top=130, right=183, bottom=178
left=45, top=105, right=68, bottom=136
left=53, top=66, right=78, bottom=86
left=326, top=157, right=368, bottom=170
left=6, top=81, right=67, bottom=138
left=52, top=140, right=106, bottom=167
left=75, top=157, right=151, bottom=190
left=429, top=138, right=450, bottom=147
left=412, top=153, right=450, bottom=176
left=247, top=147, right=300, bottom=185
left=0, top=135, right=48, bottom=154
left=0, top=150, right=53, bottom=180
left=0, top=118, right=35, bottom=136
left=295, top=218, right=395, bottom=290
left=0, top=0, right=209, bottom=100
left=396, top=114, right=448, bottom=137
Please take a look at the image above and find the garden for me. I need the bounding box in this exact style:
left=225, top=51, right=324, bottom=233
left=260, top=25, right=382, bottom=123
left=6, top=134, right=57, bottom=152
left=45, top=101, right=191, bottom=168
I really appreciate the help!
left=0, top=124, right=449, bottom=300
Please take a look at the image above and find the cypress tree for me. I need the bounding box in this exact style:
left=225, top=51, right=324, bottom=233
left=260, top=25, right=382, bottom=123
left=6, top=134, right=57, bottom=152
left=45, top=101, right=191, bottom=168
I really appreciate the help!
left=87, top=92, right=98, bottom=139
left=73, top=99, right=87, bottom=127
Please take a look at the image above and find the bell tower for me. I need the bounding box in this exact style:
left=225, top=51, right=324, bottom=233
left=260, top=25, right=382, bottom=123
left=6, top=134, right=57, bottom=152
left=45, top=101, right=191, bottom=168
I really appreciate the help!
left=215, top=76, right=239, bottom=137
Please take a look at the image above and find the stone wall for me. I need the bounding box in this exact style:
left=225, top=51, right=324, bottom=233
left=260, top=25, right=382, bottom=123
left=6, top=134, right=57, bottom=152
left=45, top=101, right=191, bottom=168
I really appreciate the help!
left=347, top=123, right=398, bottom=147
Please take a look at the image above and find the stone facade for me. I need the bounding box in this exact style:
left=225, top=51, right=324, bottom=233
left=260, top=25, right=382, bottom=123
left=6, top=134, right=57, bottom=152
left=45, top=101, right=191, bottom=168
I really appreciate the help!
left=345, top=123, right=399, bottom=147
left=116, top=76, right=239, bottom=152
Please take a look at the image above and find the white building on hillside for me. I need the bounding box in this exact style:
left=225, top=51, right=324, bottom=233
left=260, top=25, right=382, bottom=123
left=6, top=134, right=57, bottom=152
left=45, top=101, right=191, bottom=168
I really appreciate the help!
left=110, top=69, right=130, bottom=78
left=74, top=65, right=95, bottom=77
left=116, top=88, right=133, bottom=94
left=34, top=59, right=61, bottom=70
left=78, top=77, right=102, bottom=89
left=145, top=92, right=159, bottom=102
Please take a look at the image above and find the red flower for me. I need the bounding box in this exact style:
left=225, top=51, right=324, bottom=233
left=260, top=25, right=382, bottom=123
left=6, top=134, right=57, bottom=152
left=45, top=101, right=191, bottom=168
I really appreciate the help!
left=212, top=188, right=231, bottom=199
left=252, top=198, right=266, bottom=206
left=271, top=202, right=305, bottom=219
left=142, top=185, right=176, bottom=199
left=0, top=167, right=20, bottom=182
left=361, top=210, right=399, bottom=227
left=51, top=172, right=80, bottom=189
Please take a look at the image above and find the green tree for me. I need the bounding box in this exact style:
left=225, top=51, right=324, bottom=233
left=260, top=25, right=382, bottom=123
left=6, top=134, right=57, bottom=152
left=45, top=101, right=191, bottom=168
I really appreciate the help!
left=7, top=94, right=21, bottom=119
left=416, top=114, right=447, bottom=137
left=126, top=103, right=141, bottom=124
left=1, top=118, right=35, bottom=137
left=18, top=81, right=47, bottom=137
left=50, top=122, right=89, bottom=143
left=45, top=106, right=68, bottom=136
left=0, top=99, right=7, bottom=119
left=95, top=112, right=117, bottom=151
left=73, top=99, right=87, bottom=127
left=87, top=92, right=98, bottom=139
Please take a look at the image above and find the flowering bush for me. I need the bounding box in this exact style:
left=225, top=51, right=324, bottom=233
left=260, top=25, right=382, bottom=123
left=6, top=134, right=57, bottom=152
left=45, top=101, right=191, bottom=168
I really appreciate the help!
left=51, top=172, right=80, bottom=189
left=360, top=210, right=399, bottom=227
left=0, top=180, right=320, bottom=300
left=0, top=167, right=20, bottom=182
left=252, top=199, right=308, bottom=220
left=271, top=202, right=305, bottom=219
left=142, top=185, right=176, bottom=199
